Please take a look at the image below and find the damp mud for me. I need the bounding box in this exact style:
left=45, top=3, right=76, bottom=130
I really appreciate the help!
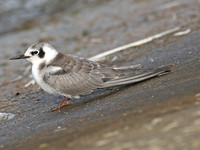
left=0, top=0, right=200, bottom=150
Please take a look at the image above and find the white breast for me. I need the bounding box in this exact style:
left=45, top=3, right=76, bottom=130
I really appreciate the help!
left=32, top=64, right=57, bottom=95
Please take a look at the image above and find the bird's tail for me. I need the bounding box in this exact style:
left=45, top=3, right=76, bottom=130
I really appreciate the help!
left=101, top=64, right=173, bottom=88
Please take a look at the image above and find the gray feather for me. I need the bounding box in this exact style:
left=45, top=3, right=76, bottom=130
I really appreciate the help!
left=42, top=52, right=173, bottom=98
left=101, top=65, right=173, bottom=88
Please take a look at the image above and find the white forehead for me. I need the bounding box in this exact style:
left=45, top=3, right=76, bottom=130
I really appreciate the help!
left=27, top=42, right=53, bottom=51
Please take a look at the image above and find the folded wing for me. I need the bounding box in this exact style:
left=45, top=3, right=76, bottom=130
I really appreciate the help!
left=43, top=53, right=173, bottom=97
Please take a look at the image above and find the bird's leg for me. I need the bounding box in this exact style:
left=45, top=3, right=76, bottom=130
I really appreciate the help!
left=49, top=97, right=70, bottom=112
left=62, top=98, right=70, bottom=107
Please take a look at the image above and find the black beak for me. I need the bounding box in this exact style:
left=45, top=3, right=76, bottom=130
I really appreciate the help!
left=9, top=54, right=30, bottom=60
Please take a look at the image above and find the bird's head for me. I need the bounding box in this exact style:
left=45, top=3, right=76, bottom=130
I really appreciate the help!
left=10, top=42, right=58, bottom=65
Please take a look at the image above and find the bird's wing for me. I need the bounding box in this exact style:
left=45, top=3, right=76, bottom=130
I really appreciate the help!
left=101, top=64, right=173, bottom=88
left=43, top=53, right=173, bottom=97
left=43, top=53, right=110, bottom=97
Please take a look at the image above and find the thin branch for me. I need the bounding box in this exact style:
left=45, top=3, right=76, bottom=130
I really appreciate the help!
left=89, top=27, right=180, bottom=61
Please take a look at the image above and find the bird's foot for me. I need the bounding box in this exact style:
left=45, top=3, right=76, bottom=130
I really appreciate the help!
left=49, top=97, right=70, bottom=112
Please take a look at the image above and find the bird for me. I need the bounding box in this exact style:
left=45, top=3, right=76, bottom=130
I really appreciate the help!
left=10, top=42, right=173, bottom=112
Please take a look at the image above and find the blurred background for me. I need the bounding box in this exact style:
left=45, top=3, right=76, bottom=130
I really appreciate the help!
left=0, top=0, right=200, bottom=150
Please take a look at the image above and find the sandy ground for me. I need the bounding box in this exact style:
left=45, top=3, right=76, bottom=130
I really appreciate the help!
left=0, top=0, right=200, bottom=150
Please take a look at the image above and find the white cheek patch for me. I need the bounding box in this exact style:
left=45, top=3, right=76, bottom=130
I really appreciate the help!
left=43, top=46, right=58, bottom=64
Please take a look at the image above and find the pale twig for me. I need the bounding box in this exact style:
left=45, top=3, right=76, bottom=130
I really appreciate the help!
left=89, top=27, right=180, bottom=61
left=24, top=79, right=35, bottom=88
left=12, top=75, right=23, bottom=82
left=174, top=29, right=191, bottom=36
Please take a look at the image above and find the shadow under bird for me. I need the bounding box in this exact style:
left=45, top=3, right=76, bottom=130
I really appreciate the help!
left=10, top=42, right=173, bottom=112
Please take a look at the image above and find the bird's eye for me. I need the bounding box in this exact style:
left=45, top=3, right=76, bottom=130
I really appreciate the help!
left=31, top=51, right=38, bottom=55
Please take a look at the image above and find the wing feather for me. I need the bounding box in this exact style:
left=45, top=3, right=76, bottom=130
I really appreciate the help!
left=43, top=53, right=173, bottom=97
left=43, top=54, right=104, bottom=97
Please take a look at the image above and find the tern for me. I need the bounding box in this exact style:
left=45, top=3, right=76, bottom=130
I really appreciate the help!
left=10, top=42, right=173, bottom=112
